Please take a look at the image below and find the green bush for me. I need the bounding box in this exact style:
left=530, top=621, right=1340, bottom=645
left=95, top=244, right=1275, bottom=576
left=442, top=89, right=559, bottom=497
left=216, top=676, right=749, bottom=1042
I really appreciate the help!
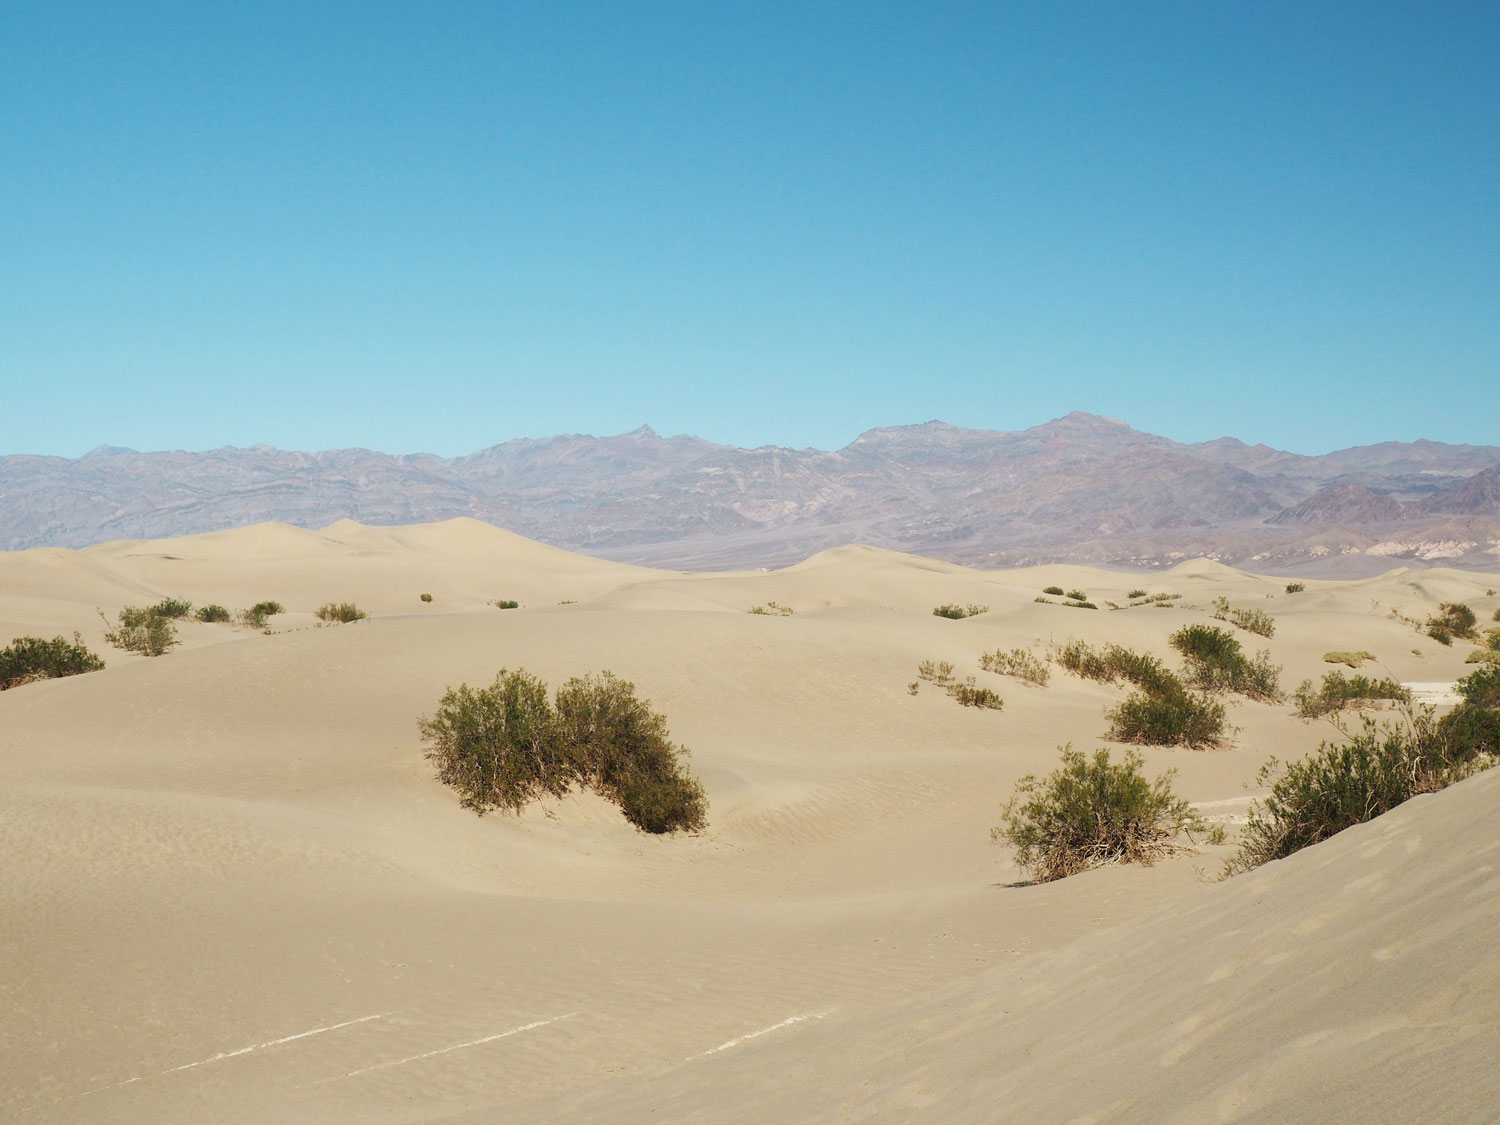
left=101, top=607, right=179, bottom=657
left=151, top=597, right=194, bottom=619
left=239, top=601, right=285, bottom=628
left=1457, top=663, right=1500, bottom=709
left=1063, top=599, right=1098, bottom=610
left=1107, top=685, right=1227, bottom=749
left=1467, top=650, right=1500, bottom=665
left=1293, top=672, right=1411, bottom=719
left=0, top=633, right=105, bottom=690
left=1426, top=602, right=1477, bottom=643
left=1323, top=650, right=1375, bottom=668
left=420, top=593, right=433, bottom=603
left=252, top=600, right=284, bottom=617
left=1228, top=707, right=1496, bottom=873
left=316, top=602, right=367, bottom=623
left=1042, top=586, right=1064, bottom=597
left=916, top=659, right=955, bottom=685
left=495, top=599, right=520, bottom=610
left=1065, top=589, right=1087, bottom=602
left=196, top=604, right=232, bottom=623
left=1285, top=582, right=1305, bottom=593
left=947, top=677, right=1003, bottom=709
left=933, top=603, right=987, bottom=620
left=1054, top=640, right=1176, bottom=694
left=993, top=745, right=1204, bottom=883
left=979, top=647, right=1049, bottom=686
left=1126, top=589, right=1148, bottom=600
left=422, top=667, right=708, bottom=834
left=750, top=601, right=794, bottom=616
left=1170, top=624, right=1281, bottom=701
left=1229, top=606, right=1275, bottom=637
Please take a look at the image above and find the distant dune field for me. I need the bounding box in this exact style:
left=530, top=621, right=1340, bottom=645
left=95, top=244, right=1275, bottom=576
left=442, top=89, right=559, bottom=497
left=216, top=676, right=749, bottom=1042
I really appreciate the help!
left=2, top=518, right=1496, bottom=1122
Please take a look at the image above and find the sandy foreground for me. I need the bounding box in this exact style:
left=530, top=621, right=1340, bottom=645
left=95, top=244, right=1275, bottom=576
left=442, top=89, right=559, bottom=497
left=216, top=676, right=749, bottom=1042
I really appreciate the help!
left=1, top=517, right=1496, bottom=1122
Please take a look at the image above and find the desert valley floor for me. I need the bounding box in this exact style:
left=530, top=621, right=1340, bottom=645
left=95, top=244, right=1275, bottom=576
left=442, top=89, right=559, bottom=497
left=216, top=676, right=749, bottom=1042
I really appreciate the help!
left=2, top=518, right=1497, bottom=1122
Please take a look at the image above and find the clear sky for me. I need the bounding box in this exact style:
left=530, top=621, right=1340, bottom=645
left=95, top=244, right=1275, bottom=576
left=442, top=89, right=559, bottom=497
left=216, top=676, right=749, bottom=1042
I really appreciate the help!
left=3, top=2, right=1496, bottom=458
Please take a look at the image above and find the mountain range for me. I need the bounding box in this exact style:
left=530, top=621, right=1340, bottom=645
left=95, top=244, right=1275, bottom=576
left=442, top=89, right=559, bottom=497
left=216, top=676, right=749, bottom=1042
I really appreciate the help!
left=4, top=412, right=1499, bottom=575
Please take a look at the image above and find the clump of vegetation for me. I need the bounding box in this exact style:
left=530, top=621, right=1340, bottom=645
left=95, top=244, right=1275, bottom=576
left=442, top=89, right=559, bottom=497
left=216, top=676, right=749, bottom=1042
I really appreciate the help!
left=239, top=601, right=285, bottom=628
left=1126, top=588, right=1148, bottom=600
left=101, top=606, right=179, bottom=656
left=979, top=647, right=1049, bottom=686
left=1467, top=650, right=1500, bottom=665
left=420, top=593, right=433, bottom=603
left=150, top=597, right=194, bottom=619
left=1170, top=624, right=1281, bottom=702
left=948, top=677, right=1003, bottom=709
left=1124, top=591, right=1182, bottom=608
left=1107, top=685, right=1228, bottom=749
left=1323, top=650, right=1375, bottom=668
left=750, top=601, right=794, bottom=616
left=1228, top=697, right=1497, bottom=875
left=195, top=604, right=232, bottom=623
left=1425, top=601, right=1477, bottom=645
left=1053, top=639, right=1176, bottom=695
left=493, top=599, right=520, bottom=610
left=916, top=659, right=955, bottom=686
left=316, top=602, right=367, bottom=624
left=994, top=745, right=1205, bottom=883
left=933, top=603, right=988, bottom=620
left=1212, top=598, right=1275, bottom=638
left=1285, top=582, right=1306, bottom=593
left=1064, top=589, right=1087, bottom=602
left=421, top=667, right=707, bottom=834
left=0, top=633, right=105, bottom=690
left=907, top=681, right=920, bottom=695
left=1042, top=586, right=1064, bottom=597
left=1293, top=672, right=1411, bottom=719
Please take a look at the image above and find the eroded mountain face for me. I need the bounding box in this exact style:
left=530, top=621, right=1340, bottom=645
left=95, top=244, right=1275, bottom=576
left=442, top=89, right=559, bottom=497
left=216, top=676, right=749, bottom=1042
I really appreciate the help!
left=4, top=414, right=1498, bottom=574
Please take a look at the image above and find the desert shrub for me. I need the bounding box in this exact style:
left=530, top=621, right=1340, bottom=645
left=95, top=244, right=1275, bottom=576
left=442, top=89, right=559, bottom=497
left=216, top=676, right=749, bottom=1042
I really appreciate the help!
left=1467, top=650, right=1500, bottom=665
left=495, top=599, right=520, bottom=610
left=1495, top=607, right=1500, bottom=622
left=916, top=659, right=955, bottom=685
left=1054, top=640, right=1176, bottom=694
left=252, top=600, right=284, bottom=617
left=994, top=745, right=1203, bottom=883
left=1227, top=606, right=1275, bottom=637
left=1323, top=650, right=1375, bottom=668
left=1054, top=639, right=1110, bottom=682
left=1457, top=664, right=1500, bottom=710
left=316, top=602, right=367, bottom=623
left=1228, top=709, right=1496, bottom=873
left=101, top=606, right=179, bottom=657
left=1293, top=672, right=1411, bottom=719
left=1126, top=588, right=1148, bottom=599
left=979, top=647, right=1049, bottom=686
left=420, top=669, right=571, bottom=814
left=420, top=593, right=433, bottom=603
left=0, top=633, right=105, bottom=690
left=1426, top=602, right=1477, bottom=643
left=1170, top=624, right=1281, bottom=701
left=907, top=681, right=920, bottom=695
left=1063, top=599, right=1098, bottom=610
left=1486, top=628, right=1500, bottom=651
left=1064, top=589, right=1087, bottom=601
left=750, top=601, right=794, bottom=616
left=552, top=670, right=707, bottom=833
left=239, top=600, right=285, bottom=628
left=1033, top=596, right=1054, bottom=604
left=1042, top=586, right=1064, bottom=597
left=948, top=677, right=1003, bottom=709
left=151, top=597, right=194, bottom=619
left=196, top=604, right=231, bottom=623
left=933, top=603, right=987, bottom=619
left=1107, top=685, right=1227, bottom=749
left=1285, top=582, right=1305, bottom=593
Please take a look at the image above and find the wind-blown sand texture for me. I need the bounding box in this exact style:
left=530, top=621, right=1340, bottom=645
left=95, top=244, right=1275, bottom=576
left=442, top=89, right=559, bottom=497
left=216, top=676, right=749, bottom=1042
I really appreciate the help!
left=2, top=518, right=1496, bottom=1122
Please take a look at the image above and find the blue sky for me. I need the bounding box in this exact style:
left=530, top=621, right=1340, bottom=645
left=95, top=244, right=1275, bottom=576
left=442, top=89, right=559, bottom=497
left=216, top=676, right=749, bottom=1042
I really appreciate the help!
left=3, top=2, right=1496, bottom=458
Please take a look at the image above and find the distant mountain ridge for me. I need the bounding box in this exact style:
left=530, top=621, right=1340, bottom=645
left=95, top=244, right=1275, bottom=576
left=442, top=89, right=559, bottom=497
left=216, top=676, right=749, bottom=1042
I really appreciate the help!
left=4, top=413, right=1499, bottom=575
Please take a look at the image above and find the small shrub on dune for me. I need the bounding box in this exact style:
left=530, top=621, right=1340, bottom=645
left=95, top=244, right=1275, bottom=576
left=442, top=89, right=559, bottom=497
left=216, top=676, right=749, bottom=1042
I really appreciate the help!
left=947, top=677, right=1003, bottom=709
left=1285, top=582, right=1306, bottom=593
left=994, top=745, right=1204, bottom=883
left=750, top=601, right=794, bottom=616
left=420, top=593, right=433, bottom=603
left=150, top=597, right=193, bottom=619
left=1054, top=639, right=1175, bottom=695
left=1107, top=685, right=1227, bottom=749
left=1425, top=602, right=1477, bottom=644
left=1293, top=672, right=1410, bottom=719
left=916, top=659, right=955, bottom=686
left=0, top=633, right=105, bottom=690
left=494, top=599, right=520, bottom=610
left=101, top=606, right=179, bottom=656
left=239, top=601, right=284, bottom=628
left=1126, top=588, right=1148, bottom=600
left=316, top=602, right=367, bottom=624
left=933, top=603, right=987, bottom=620
left=1065, top=589, right=1088, bottom=602
left=196, top=604, right=231, bottom=623
left=1042, top=586, right=1065, bottom=597
left=979, top=647, right=1049, bottom=686
left=1323, top=650, right=1375, bottom=668
left=1170, top=624, right=1281, bottom=702
left=1457, top=664, right=1500, bottom=710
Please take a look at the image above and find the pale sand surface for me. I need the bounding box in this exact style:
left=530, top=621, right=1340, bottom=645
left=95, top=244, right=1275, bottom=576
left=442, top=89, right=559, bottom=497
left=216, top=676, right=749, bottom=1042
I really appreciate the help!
left=1, top=518, right=1495, bottom=1122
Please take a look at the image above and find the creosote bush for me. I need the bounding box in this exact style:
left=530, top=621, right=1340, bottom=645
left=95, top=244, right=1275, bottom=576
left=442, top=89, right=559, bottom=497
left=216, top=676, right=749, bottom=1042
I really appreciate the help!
left=933, top=603, right=988, bottom=620
left=1425, top=602, right=1477, bottom=645
left=239, top=601, right=285, bottom=628
left=1170, top=624, right=1281, bottom=701
left=101, top=606, right=179, bottom=656
left=948, top=677, right=1003, bottom=709
left=316, top=602, right=367, bottom=623
left=1323, top=650, right=1375, bottom=668
left=151, top=597, right=194, bottom=619
left=1065, top=589, right=1087, bottom=602
left=1126, top=589, right=1148, bottom=600
left=994, top=745, right=1204, bottom=883
left=420, top=593, right=433, bottom=603
left=1293, top=672, right=1410, bottom=719
left=1042, top=586, right=1065, bottom=597
left=916, top=659, right=955, bottom=685
left=494, top=599, right=520, bottom=610
left=421, top=667, right=707, bottom=834
left=196, top=604, right=232, bottom=623
left=1285, top=582, right=1306, bottom=593
left=1107, top=686, right=1227, bottom=749
left=0, top=633, right=105, bottom=690
left=979, top=647, right=1049, bottom=686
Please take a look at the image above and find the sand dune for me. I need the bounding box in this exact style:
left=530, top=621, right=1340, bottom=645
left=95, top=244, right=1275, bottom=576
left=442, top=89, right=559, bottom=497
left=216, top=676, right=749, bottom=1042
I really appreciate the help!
left=1, top=520, right=1495, bottom=1122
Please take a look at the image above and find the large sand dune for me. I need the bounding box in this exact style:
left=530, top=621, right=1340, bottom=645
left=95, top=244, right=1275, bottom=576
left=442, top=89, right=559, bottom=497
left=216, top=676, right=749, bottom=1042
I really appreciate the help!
left=1, top=519, right=1495, bottom=1122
